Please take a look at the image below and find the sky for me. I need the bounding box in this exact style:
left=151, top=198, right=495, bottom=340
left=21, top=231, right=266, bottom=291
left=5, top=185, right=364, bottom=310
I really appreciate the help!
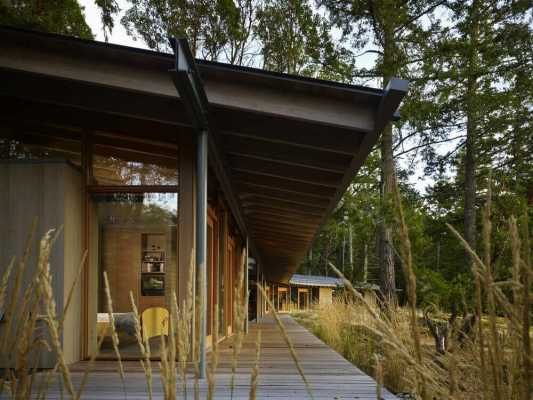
left=80, top=0, right=147, bottom=48
left=78, top=0, right=452, bottom=195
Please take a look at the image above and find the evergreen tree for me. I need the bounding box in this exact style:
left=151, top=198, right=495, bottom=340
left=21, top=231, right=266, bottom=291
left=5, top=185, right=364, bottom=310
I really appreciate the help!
left=255, top=0, right=354, bottom=79
left=0, top=0, right=94, bottom=39
left=318, top=0, right=444, bottom=301
left=418, top=0, right=532, bottom=269
left=121, top=0, right=255, bottom=62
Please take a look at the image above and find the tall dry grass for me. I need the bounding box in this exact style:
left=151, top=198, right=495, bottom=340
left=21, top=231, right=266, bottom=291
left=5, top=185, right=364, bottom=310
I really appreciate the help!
left=230, top=250, right=249, bottom=400
left=303, top=179, right=532, bottom=400
left=0, top=225, right=269, bottom=400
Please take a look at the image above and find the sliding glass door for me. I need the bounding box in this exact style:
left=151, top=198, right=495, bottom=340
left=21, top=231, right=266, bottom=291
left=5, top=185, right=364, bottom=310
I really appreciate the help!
left=85, top=132, right=179, bottom=360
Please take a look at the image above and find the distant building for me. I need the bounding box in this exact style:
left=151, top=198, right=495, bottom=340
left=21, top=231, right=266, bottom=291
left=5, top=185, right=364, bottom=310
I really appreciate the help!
left=265, top=274, right=344, bottom=312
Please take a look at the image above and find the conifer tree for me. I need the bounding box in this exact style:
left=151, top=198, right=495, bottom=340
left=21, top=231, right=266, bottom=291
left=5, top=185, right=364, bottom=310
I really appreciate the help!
left=318, top=0, right=444, bottom=301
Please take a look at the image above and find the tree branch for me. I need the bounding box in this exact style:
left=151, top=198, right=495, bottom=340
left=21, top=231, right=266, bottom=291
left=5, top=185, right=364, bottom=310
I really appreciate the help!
left=394, top=0, right=448, bottom=37
left=394, top=136, right=466, bottom=158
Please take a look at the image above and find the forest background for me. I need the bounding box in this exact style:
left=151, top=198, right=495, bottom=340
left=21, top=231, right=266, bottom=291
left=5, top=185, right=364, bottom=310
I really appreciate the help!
left=2, top=0, right=531, bottom=311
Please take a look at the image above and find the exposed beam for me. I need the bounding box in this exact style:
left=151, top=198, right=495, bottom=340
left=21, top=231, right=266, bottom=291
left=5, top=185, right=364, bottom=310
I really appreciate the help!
left=241, top=198, right=326, bottom=215
left=228, top=155, right=343, bottom=187
left=253, top=235, right=310, bottom=247
left=232, top=172, right=337, bottom=198
left=253, top=246, right=307, bottom=257
left=248, top=220, right=317, bottom=236
left=0, top=68, right=191, bottom=127
left=250, top=226, right=314, bottom=240
left=237, top=184, right=330, bottom=207
left=222, top=135, right=351, bottom=173
left=0, top=27, right=379, bottom=131
left=245, top=209, right=322, bottom=225
left=242, top=204, right=323, bottom=218
left=240, top=192, right=330, bottom=209
left=247, top=214, right=319, bottom=229
left=0, top=98, right=184, bottom=143
left=214, top=108, right=364, bottom=155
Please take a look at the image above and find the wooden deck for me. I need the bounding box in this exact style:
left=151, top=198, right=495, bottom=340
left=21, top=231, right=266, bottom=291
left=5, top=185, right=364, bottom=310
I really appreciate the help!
left=28, top=315, right=397, bottom=399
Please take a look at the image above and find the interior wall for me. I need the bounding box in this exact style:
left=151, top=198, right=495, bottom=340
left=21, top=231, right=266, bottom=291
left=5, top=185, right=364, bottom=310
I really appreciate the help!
left=100, top=227, right=141, bottom=312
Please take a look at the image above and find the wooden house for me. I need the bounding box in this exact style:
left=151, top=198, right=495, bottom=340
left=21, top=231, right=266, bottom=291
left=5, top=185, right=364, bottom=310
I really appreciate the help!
left=0, top=26, right=407, bottom=375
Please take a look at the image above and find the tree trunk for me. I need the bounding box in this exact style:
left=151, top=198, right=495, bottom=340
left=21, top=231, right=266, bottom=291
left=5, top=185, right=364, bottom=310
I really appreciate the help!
left=464, top=116, right=476, bottom=267
left=348, top=225, right=353, bottom=280
left=379, top=122, right=396, bottom=301
left=363, top=242, right=368, bottom=283
left=464, top=0, right=480, bottom=270
left=378, top=25, right=397, bottom=302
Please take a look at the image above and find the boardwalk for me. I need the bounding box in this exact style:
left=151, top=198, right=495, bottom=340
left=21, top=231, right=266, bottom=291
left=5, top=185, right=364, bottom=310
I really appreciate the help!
left=27, top=315, right=397, bottom=399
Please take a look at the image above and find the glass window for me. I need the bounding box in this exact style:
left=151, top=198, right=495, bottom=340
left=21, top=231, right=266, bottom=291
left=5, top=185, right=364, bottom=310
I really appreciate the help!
left=92, top=134, right=178, bottom=185
left=0, top=125, right=81, bottom=165
left=92, top=192, right=177, bottom=359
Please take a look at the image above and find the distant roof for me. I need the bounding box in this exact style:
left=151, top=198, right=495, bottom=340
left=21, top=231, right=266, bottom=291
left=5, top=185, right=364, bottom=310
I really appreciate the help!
left=289, top=274, right=344, bottom=288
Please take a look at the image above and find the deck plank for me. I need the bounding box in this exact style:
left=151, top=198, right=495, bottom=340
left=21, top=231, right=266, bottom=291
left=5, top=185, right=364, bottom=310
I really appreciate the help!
left=17, top=315, right=397, bottom=399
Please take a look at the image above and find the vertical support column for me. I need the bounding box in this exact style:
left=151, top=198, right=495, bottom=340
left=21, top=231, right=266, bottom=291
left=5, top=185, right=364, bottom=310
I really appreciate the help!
left=81, top=129, right=93, bottom=360
left=197, top=129, right=208, bottom=379
left=256, top=264, right=260, bottom=321
left=244, top=237, right=249, bottom=333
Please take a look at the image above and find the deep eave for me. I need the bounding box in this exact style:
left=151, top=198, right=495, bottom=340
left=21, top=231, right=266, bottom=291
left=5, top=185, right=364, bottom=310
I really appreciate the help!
left=0, top=26, right=408, bottom=283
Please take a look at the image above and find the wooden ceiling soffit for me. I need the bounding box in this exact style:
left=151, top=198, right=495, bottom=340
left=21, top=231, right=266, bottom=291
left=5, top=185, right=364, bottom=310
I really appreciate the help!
left=249, top=221, right=316, bottom=237
left=0, top=98, right=184, bottom=142
left=232, top=172, right=337, bottom=198
left=235, top=181, right=331, bottom=200
left=241, top=198, right=326, bottom=215
left=255, top=236, right=310, bottom=246
left=242, top=205, right=323, bottom=220
left=252, top=232, right=314, bottom=245
left=246, top=210, right=322, bottom=225
left=250, top=227, right=314, bottom=240
left=228, top=155, right=343, bottom=187
left=240, top=192, right=330, bottom=209
left=213, top=108, right=365, bottom=155
left=0, top=69, right=190, bottom=127
left=237, top=185, right=331, bottom=207
left=204, top=79, right=376, bottom=131
left=247, top=214, right=319, bottom=229
left=15, top=121, right=180, bottom=154
left=254, top=238, right=310, bottom=249
left=222, top=135, right=351, bottom=173
left=1, top=29, right=377, bottom=132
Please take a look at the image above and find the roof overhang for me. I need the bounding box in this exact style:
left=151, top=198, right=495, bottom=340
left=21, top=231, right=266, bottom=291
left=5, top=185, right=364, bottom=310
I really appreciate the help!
left=0, top=26, right=408, bottom=283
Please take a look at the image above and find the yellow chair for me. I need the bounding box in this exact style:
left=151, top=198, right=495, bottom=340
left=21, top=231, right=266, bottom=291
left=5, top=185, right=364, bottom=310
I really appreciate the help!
left=141, top=307, right=169, bottom=342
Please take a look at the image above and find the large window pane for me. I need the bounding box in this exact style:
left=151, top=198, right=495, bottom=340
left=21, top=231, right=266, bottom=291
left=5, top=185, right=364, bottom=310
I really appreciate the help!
left=92, top=192, right=177, bottom=359
left=92, top=134, right=178, bottom=185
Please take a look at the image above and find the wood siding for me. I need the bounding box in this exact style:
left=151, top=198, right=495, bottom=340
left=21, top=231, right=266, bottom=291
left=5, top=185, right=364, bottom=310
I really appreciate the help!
left=0, top=161, right=83, bottom=366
